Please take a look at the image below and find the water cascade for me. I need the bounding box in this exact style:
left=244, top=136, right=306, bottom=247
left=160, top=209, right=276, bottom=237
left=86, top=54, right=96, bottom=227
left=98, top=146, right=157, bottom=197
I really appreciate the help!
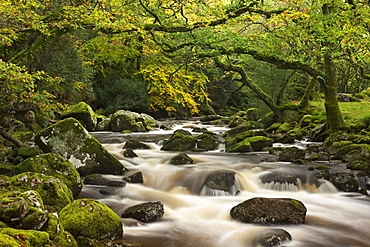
left=81, top=119, right=370, bottom=247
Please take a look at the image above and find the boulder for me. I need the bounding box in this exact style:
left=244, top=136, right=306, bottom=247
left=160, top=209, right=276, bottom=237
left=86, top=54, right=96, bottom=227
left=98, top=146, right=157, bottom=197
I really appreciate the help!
left=110, top=110, right=155, bottom=132
left=123, top=148, right=138, bottom=158
left=41, top=213, right=78, bottom=246
left=246, top=108, right=261, bottom=121
left=230, top=197, right=306, bottom=224
left=169, top=153, right=195, bottom=165
left=245, top=136, right=274, bottom=151
left=196, top=131, right=219, bottom=150
left=234, top=130, right=266, bottom=142
left=0, top=228, right=50, bottom=247
left=61, top=102, right=97, bottom=131
left=95, top=118, right=112, bottom=131
left=123, top=140, right=151, bottom=150
left=161, top=130, right=196, bottom=151
left=83, top=174, right=126, bottom=187
left=279, top=147, right=305, bottom=162
left=331, top=172, right=359, bottom=192
left=7, top=172, right=73, bottom=212
left=15, top=153, right=82, bottom=197
left=34, top=118, right=127, bottom=176
left=252, top=229, right=292, bottom=247
left=226, top=139, right=253, bottom=153
left=202, top=171, right=237, bottom=195
left=123, top=172, right=144, bottom=184
left=59, top=199, right=123, bottom=241
left=0, top=190, right=48, bottom=230
left=121, top=201, right=164, bottom=223
left=227, top=121, right=265, bottom=135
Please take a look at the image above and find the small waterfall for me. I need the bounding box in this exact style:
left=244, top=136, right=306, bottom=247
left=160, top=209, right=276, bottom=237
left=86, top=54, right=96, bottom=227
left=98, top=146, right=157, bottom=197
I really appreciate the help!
left=263, top=181, right=299, bottom=191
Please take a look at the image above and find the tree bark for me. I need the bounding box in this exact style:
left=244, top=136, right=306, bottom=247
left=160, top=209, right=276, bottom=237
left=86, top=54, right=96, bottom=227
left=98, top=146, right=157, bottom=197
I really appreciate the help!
left=0, top=126, right=30, bottom=148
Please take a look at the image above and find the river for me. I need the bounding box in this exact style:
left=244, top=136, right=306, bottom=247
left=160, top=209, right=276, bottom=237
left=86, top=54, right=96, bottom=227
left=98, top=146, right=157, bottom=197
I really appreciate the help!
left=82, top=119, right=370, bottom=247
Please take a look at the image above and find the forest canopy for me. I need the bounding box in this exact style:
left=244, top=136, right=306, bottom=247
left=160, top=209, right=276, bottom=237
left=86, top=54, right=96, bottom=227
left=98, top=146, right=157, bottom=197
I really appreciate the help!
left=1, top=0, right=369, bottom=127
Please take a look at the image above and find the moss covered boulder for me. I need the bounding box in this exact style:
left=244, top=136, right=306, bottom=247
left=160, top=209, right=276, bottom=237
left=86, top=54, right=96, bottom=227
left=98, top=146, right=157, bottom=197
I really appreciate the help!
left=34, top=118, right=127, bottom=176
left=59, top=199, right=123, bottom=241
left=227, top=121, right=265, bottom=135
left=41, top=212, right=78, bottom=246
left=196, top=131, right=219, bottom=150
left=15, top=153, right=82, bottom=197
left=226, top=139, right=253, bottom=153
left=61, top=102, right=97, bottom=131
left=110, top=110, right=155, bottom=132
left=0, top=190, right=48, bottom=230
left=331, top=172, right=359, bottom=192
left=230, top=197, right=306, bottom=224
left=7, top=172, right=73, bottom=211
left=123, top=140, right=151, bottom=149
left=169, top=153, right=195, bottom=165
left=279, top=147, right=306, bottom=162
left=161, top=130, right=196, bottom=151
left=245, top=136, right=274, bottom=151
left=0, top=228, right=50, bottom=247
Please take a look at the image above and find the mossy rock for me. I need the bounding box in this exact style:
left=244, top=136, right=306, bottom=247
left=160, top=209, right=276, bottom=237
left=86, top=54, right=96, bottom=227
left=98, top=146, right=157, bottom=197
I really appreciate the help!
left=227, top=121, right=265, bottom=135
left=34, top=118, right=127, bottom=176
left=62, top=102, right=97, bottom=131
left=0, top=233, right=22, bottom=246
left=0, top=190, right=48, bottom=230
left=234, top=129, right=266, bottom=142
left=245, top=136, right=274, bottom=151
left=196, top=132, right=219, bottom=150
left=123, top=140, right=150, bottom=150
left=95, top=118, right=112, bottom=131
left=59, top=199, right=123, bottom=241
left=266, top=123, right=282, bottom=134
left=347, top=160, right=369, bottom=170
left=300, top=115, right=314, bottom=128
left=276, top=122, right=291, bottom=134
left=331, top=172, right=358, bottom=192
left=41, top=213, right=78, bottom=246
left=169, top=153, right=195, bottom=165
left=0, top=228, right=50, bottom=247
left=226, top=139, right=253, bottom=153
left=121, top=201, right=164, bottom=223
left=110, top=110, right=149, bottom=132
left=0, top=162, right=15, bottom=176
left=202, top=171, right=236, bottom=194
left=15, top=153, right=82, bottom=197
left=161, top=131, right=196, bottom=151
left=279, top=147, right=305, bottom=162
left=7, top=172, right=73, bottom=212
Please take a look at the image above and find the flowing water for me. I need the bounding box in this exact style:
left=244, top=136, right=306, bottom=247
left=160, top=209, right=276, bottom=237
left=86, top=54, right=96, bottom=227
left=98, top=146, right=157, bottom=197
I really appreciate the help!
left=81, top=119, right=370, bottom=247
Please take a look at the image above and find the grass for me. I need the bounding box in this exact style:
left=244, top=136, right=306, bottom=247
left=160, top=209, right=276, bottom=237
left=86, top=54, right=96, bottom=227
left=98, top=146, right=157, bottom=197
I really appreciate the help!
left=309, top=100, right=370, bottom=125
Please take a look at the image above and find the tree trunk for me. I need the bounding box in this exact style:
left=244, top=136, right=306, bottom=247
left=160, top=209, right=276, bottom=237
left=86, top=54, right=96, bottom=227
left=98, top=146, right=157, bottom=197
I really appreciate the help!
left=323, top=52, right=345, bottom=130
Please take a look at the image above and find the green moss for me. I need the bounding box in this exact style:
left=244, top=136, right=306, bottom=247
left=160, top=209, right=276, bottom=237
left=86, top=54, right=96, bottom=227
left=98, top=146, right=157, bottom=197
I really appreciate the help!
left=245, top=136, right=274, bottom=151
left=0, top=233, right=22, bottom=246
left=276, top=122, right=291, bottom=134
left=290, top=199, right=306, bottom=213
left=347, top=160, right=369, bottom=170
left=8, top=172, right=73, bottom=212
left=332, top=141, right=353, bottom=148
left=0, top=228, right=50, bottom=247
left=59, top=199, right=123, bottom=241
left=15, top=153, right=82, bottom=197
left=226, top=139, right=253, bottom=153
left=266, top=123, right=282, bottom=133
left=41, top=213, right=78, bottom=246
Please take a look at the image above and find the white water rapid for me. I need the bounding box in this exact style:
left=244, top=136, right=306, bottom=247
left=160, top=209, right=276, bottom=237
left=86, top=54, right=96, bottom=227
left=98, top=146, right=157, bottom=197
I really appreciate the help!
left=82, top=119, right=370, bottom=247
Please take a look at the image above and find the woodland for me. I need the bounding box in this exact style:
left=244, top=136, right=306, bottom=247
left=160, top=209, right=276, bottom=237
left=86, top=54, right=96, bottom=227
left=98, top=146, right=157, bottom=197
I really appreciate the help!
left=0, top=0, right=370, bottom=129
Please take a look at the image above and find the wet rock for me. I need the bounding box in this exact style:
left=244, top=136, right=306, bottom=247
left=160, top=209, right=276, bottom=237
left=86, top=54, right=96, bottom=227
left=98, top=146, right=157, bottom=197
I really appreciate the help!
left=0, top=228, right=50, bottom=246
left=278, top=147, right=305, bottom=162
left=245, top=136, right=274, bottom=151
left=123, top=140, right=150, bottom=150
left=331, top=172, right=359, bottom=192
left=226, top=139, right=253, bottom=153
left=121, top=201, right=164, bottom=223
left=15, top=153, right=82, bottom=197
left=230, top=197, right=306, bottom=224
left=161, top=130, right=196, bottom=151
left=169, top=153, right=195, bottom=165
left=123, top=172, right=144, bottom=184
left=0, top=190, right=48, bottom=230
left=84, top=174, right=126, bottom=187
left=316, top=170, right=331, bottom=181
left=95, top=118, right=112, bottom=131
left=259, top=172, right=298, bottom=186
left=7, top=172, right=73, bottom=212
left=35, top=118, right=127, bottom=176
left=61, top=102, right=97, bottom=131
left=252, top=229, right=292, bottom=247
left=202, top=171, right=236, bottom=195
left=41, top=212, right=78, bottom=246
left=110, top=110, right=156, bottom=132
left=59, top=199, right=123, bottom=241
left=123, top=148, right=138, bottom=158
left=196, top=131, right=219, bottom=150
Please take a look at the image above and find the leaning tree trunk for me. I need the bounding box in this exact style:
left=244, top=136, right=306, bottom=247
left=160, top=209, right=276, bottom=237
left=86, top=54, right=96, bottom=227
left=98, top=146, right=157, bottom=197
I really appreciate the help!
left=323, top=52, right=345, bottom=130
